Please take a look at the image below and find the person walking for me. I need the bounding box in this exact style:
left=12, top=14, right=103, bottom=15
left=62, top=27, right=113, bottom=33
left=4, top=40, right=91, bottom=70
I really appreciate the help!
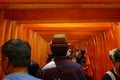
left=1, top=39, right=42, bottom=80
left=37, top=34, right=86, bottom=80
left=102, top=48, right=120, bottom=80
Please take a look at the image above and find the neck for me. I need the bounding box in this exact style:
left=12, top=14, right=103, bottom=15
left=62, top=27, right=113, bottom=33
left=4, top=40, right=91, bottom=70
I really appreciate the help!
left=114, top=68, right=120, bottom=77
left=10, top=67, right=28, bottom=74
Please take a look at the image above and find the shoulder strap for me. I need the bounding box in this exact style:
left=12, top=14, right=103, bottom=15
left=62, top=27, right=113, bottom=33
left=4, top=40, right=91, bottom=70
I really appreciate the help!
left=106, top=71, right=116, bottom=80
left=42, top=60, right=57, bottom=80
left=42, top=60, right=56, bottom=71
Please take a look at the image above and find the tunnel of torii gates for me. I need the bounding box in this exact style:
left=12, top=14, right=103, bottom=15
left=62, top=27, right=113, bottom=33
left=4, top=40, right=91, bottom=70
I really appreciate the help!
left=1, top=0, right=120, bottom=80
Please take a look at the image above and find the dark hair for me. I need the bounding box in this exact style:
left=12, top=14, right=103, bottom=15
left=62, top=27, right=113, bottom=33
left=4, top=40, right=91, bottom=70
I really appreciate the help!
left=110, top=49, right=120, bottom=62
left=114, top=50, right=120, bottom=61
left=81, top=49, right=86, bottom=55
left=46, top=52, right=54, bottom=63
left=67, top=50, right=74, bottom=60
left=50, top=46, right=68, bottom=57
left=28, top=60, right=40, bottom=77
left=1, top=39, right=31, bottom=67
left=76, top=56, right=86, bottom=65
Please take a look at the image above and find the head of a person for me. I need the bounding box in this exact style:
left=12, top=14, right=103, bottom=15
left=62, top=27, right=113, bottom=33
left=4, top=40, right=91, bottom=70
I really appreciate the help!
left=50, top=34, right=70, bottom=57
left=48, top=52, right=54, bottom=59
left=109, top=48, right=120, bottom=72
left=1, top=39, right=31, bottom=75
left=46, top=52, right=54, bottom=63
left=28, top=60, right=40, bottom=77
left=66, top=49, right=74, bottom=60
left=81, top=48, right=86, bottom=55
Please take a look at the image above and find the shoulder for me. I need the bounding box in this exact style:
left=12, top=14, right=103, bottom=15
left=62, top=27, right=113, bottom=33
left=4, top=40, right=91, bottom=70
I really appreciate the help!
left=102, top=71, right=112, bottom=80
left=4, top=73, right=41, bottom=80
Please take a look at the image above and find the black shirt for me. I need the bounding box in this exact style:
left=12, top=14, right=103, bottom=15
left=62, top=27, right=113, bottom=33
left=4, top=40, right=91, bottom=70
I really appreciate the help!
left=102, top=69, right=120, bottom=80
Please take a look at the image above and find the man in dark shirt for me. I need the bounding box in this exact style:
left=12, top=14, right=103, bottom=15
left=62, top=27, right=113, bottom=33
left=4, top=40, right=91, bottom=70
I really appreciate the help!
left=102, top=48, right=120, bottom=80
left=37, top=34, right=86, bottom=80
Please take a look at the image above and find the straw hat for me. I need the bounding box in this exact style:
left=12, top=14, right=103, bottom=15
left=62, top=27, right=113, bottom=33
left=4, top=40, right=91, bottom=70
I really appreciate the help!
left=50, top=34, right=70, bottom=47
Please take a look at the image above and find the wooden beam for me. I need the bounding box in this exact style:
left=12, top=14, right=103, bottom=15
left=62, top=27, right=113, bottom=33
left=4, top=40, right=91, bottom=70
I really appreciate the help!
left=41, top=35, right=90, bottom=42
left=1, top=4, right=120, bottom=9
left=23, top=23, right=112, bottom=28
left=0, top=0, right=120, bottom=4
left=4, top=9, right=120, bottom=22
left=23, top=24, right=112, bottom=31
left=16, top=19, right=120, bottom=24
left=37, top=32, right=99, bottom=36
left=28, top=27, right=111, bottom=31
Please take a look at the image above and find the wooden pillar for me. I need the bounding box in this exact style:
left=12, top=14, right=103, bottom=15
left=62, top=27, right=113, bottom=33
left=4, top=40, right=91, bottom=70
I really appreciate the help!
left=112, top=22, right=120, bottom=48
